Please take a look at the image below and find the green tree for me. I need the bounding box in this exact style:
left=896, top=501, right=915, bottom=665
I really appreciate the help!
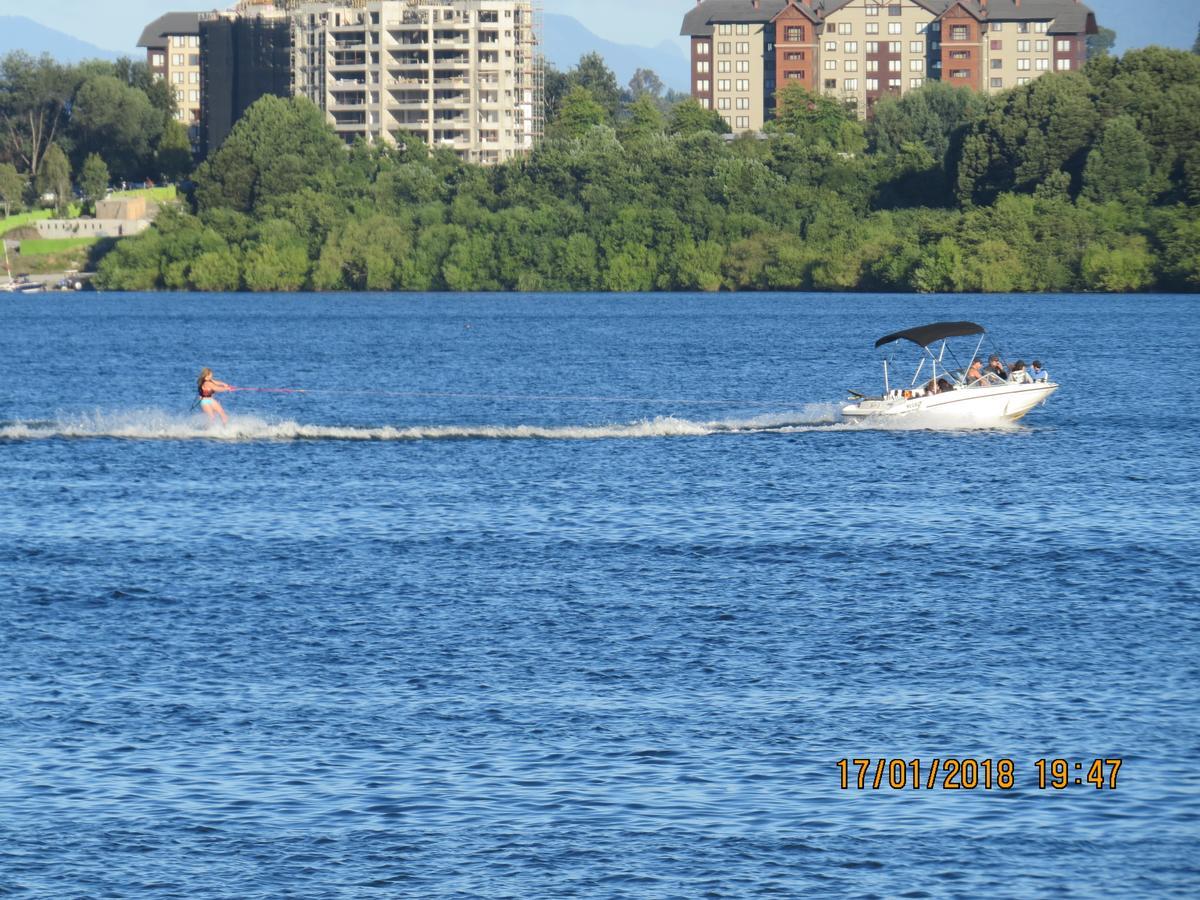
left=36, top=142, right=71, bottom=214
left=69, top=74, right=164, bottom=181
left=569, top=52, right=621, bottom=120
left=628, top=68, right=665, bottom=99
left=0, top=161, right=24, bottom=216
left=619, top=94, right=665, bottom=143
left=193, top=96, right=345, bottom=214
left=668, top=99, right=730, bottom=135
left=1081, top=236, right=1155, bottom=292
left=79, top=153, right=109, bottom=215
left=772, top=83, right=865, bottom=152
left=189, top=247, right=241, bottom=292
left=1088, top=27, right=1117, bottom=58
left=1082, top=115, right=1153, bottom=203
left=156, top=118, right=193, bottom=182
left=548, top=86, right=607, bottom=139
left=0, top=52, right=77, bottom=179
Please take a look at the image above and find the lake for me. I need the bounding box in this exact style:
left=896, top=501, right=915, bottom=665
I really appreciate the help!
left=1, top=292, right=1197, bottom=897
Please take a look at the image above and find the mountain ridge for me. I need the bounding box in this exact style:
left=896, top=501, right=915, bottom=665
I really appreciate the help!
left=0, top=16, right=122, bottom=62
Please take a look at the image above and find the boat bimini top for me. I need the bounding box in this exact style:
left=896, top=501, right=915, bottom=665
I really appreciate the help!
left=874, top=321, right=985, bottom=349
left=870, top=321, right=989, bottom=394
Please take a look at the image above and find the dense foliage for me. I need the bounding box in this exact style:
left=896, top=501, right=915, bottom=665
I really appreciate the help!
left=96, top=49, right=1199, bottom=294
left=0, top=52, right=178, bottom=211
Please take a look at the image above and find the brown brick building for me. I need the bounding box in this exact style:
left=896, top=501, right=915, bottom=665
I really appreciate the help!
left=682, top=0, right=1098, bottom=129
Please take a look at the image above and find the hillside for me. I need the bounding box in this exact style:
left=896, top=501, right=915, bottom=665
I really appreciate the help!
left=0, top=16, right=121, bottom=63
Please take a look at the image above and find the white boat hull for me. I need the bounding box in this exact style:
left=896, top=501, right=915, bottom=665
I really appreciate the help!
left=843, top=382, right=1058, bottom=425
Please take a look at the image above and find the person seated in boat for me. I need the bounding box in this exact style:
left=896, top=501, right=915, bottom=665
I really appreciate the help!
left=1031, top=360, right=1049, bottom=383
left=924, top=377, right=955, bottom=395
left=1009, top=360, right=1033, bottom=384
left=965, top=359, right=986, bottom=386
left=986, top=355, right=1009, bottom=382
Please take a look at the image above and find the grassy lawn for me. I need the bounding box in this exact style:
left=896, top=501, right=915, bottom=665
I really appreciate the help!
left=19, top=237, right=101, bottom=256
left=110, top=186, right=177, bottom=202
left=1, top=209, right=53, bottom=237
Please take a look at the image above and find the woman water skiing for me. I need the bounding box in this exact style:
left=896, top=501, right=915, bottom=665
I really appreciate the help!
left=197, top=368, right=234, bottom=423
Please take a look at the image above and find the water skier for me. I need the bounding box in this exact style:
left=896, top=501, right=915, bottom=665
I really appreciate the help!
left=197, top=368, right=234, bottom=423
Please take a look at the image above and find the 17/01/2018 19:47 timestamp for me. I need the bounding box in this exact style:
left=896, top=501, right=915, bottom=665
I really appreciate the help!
left=837, top=758, right=1123, bottom=791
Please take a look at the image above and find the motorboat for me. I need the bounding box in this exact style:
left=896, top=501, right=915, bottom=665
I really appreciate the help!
left=842, top=321, right=1058, bottom=425
left=2, top=242, right=45, bottom=293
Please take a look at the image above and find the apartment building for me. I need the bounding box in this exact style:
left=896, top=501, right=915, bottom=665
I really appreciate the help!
left=682, top=0, right=1098, bottom=126
left=290, top=0, right=541, bottom=165
left=138, top=13, right=203, bottom=147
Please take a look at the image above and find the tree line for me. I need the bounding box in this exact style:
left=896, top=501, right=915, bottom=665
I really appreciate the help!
left=93, top=47, right=1199, bottom=294
left=0, top=52, right=191, bottom=216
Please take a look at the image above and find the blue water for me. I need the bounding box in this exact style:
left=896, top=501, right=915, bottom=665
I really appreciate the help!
left=1, top=293, right=1198, bottom=898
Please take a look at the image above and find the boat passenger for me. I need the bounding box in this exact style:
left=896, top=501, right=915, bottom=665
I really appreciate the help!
left=966, top=359, right=986, bottom=386
left=1031, top=360, right=1049, bottom=383
left=987, top=355, right=1009, bottom=381
left=1009, top=361, right=1033, bottom=384
left=197, top=367, right=234, bottom=424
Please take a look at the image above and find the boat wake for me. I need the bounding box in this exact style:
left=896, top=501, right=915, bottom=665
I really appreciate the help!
left=0, top=406, right=850, bottom=443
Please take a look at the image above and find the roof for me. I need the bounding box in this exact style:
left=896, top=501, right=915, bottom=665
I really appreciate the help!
left=137, top=12, right=202, bottom=49
left=933, top=0, right=1096, bottom=34
left=681, top=0, right=790, bottom=37
left=875, top=322, right=985, bottom=349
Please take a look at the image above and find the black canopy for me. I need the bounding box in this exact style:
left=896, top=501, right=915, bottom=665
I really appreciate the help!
left=875, top=321, right=985, bottom=349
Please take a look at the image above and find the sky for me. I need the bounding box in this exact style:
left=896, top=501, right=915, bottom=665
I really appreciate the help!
left=0, top=0, right=1195, bottom=57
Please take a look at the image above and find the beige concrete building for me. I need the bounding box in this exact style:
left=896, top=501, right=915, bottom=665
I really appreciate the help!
left=709, top=20, right=772, bottom=132
left=138, top=13, right=204, bottom=148
left=290, top=0, right=542, bottom=164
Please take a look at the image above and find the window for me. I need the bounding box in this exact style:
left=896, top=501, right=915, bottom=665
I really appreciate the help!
left=1036, top=58, right=1050, bottom=70
left=991, top=59, right=1003, bottom=69
left=172, top=53, right=183, bottom=66
left=888, top=59, right=900, bottom=72
left=1017, top=58, right=1031, bottom=70
left=888, top=78, right=901, bottom=88
left=189, top=71, right=199, bottom=83
left=889, top=23, right=902, bottom=35
left=151, top=52, right=164, bottom=67
left=1018, top=23, right=1030, bottom=34
left=717, top=60, right=730, bottom=73
left=1035, top=22, right=1049, bottom=33
left=736, top=97, right=750, bottom=109
left=866, top=3, right=879, bottom=16
left=717, top=97, right=730, bottom=109
left=717, top=79, right=730, bottom=90
left=825, top=59, right=838, bottom=70
left=718, top=42, right=730, bottom=54
left=736, top=42, right=749, bottom=54
left=736, top=116, right=749, bottom=128
left=951, top=69, right=969, bottom=79
left=188, top=90, right=199, bottom=102
left=840, top=23, right=853, bottom=36
left=889, top=42, right=901, bottom=53
left=173, top=35, right=183, bottom=47
left=844, top=78, right=858, bottom=90
left=785, top=51, right=806, bottom=61
left=866, top=23, right=879, bottom=35
left=1056, top=39, right=1072, bottom=52
left=845, top=60, right=858, bottom=72
left=784, top=70, right=806, bottom=79
left=915, top=23, right=927, bottom=34
left=910, top=59, right=923, bottom=71
left=1017, top=40, right=1030, bottom=52
left=172, top=71, right=184, bottom=84
left=1017, top=77, right=1030, bottom=85
left=867, top=59, right=879, bottom=71
left=784, top=26, right=806, bottom=42
left=718, top=24, right=731, bottom=36
left=888, top=4, right=901, bottom=15
left=697, top=61, right=710, bottom=73
left=825, top=41, right=837, bottom=51
left=910, top=77, right=923, bottom=88
left=824, top=78, right=837, bottom=89
left=697, top=79, right=710, bottom=92
left=991, top=23, right=1003, bottom=33
left=991, top=77, right=1003, bottom=87
left=951, top=26, right=969, bottom=41
left=736, top=60, right=749, bottom=73
left=736, top=78, right=749, bottom=90
left=697, top=42, right=709, bottom=55
left=991, top=40, right=1002, bottom=51
left=866, top=41, right=879, bottom=53
left=736, top=24, right=749, bottom=35
left=1036, top=40, right=1049, bottom=52
left=845, top=42, right=857, bottom=53
left=910, top=41, right=923, bottom=53
left=867, top=78, right=879, bottom=91
left=1056, top=59, right=1072, bottom=70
